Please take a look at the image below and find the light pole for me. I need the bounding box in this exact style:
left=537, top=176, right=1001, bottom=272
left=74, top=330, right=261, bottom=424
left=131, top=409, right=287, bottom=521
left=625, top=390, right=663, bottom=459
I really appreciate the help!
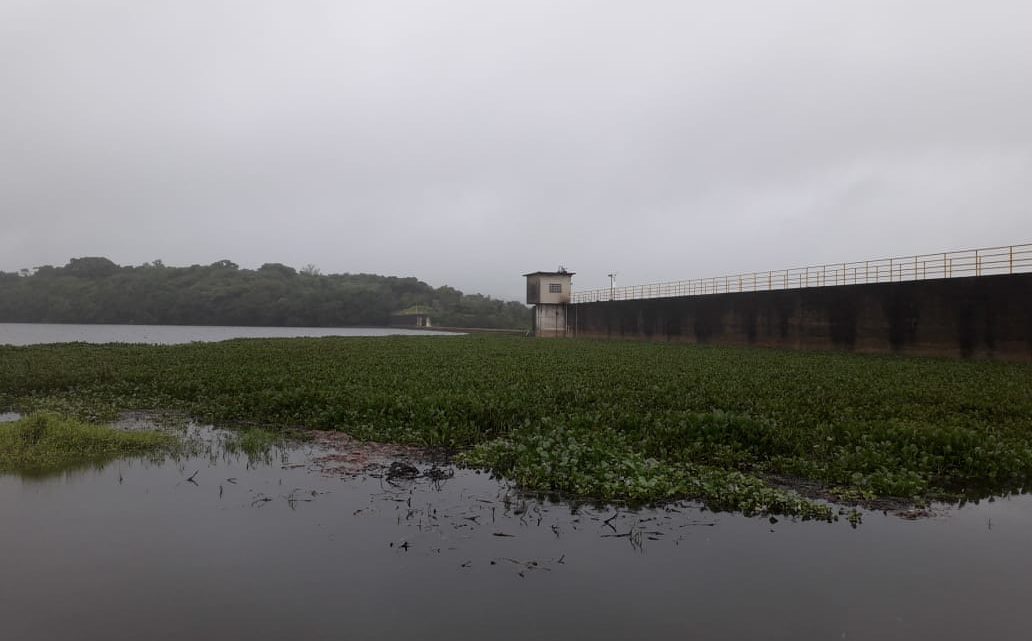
left=607, top=273, right=617, bottom=301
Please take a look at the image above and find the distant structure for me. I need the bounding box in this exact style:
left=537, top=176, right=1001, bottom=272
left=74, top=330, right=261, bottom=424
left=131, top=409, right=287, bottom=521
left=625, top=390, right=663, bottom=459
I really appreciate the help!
left=524, top=268, right=574, bottom=337
left=536, top=243, right=1032, bottom=360
left=390, top=306, right=433, bottom=328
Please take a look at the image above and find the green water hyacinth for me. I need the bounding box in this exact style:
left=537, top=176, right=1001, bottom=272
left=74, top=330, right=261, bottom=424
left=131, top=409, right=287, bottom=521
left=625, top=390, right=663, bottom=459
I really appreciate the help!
left=459, top=418, right=835, bottom=520
left=1, top=335, right=1030, bottom=516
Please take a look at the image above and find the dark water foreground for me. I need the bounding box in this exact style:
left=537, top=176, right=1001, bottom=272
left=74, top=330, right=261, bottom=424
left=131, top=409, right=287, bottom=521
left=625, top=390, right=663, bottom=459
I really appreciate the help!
left=2, top=426, right=1031, bottom=641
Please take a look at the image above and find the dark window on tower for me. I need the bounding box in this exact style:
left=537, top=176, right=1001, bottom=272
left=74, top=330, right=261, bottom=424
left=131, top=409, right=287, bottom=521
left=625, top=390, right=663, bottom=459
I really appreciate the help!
left=549, top=283, right=562, bottom=293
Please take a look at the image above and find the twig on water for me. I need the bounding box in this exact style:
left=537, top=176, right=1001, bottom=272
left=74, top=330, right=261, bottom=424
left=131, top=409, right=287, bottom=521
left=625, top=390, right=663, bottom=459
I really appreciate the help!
left=176, top=469, right=200, bottom=486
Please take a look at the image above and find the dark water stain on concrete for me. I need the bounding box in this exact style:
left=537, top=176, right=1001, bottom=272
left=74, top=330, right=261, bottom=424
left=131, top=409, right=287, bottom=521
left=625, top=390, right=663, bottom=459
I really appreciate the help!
left=2, top=425, right=1032, bottom=641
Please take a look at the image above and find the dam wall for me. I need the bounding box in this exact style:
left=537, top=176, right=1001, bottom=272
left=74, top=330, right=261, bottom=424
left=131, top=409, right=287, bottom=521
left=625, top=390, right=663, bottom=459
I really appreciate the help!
left=570, top=273, right=1032, bottom=360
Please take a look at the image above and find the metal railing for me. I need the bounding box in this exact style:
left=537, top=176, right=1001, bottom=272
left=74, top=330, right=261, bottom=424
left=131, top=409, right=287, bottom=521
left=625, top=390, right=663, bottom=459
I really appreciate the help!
left=571, top=243, right=1032, bottom=304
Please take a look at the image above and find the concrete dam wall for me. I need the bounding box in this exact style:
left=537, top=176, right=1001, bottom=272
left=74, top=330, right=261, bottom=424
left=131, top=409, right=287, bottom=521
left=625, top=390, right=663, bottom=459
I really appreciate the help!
left=570, top=273, right=1032, bottom=360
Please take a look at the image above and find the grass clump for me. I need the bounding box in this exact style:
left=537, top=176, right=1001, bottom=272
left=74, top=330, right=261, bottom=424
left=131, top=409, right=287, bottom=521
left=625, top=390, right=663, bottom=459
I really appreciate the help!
left=222, top=427, right=300, bottom=464
left=227, top=428, right=283, bottom=457
left=0, top=413, right=176, bottom=474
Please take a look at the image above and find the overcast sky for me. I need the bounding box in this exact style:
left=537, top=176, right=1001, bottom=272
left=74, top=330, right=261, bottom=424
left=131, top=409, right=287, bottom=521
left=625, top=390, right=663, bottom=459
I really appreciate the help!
left=2, top=1, right=1030, bottom=299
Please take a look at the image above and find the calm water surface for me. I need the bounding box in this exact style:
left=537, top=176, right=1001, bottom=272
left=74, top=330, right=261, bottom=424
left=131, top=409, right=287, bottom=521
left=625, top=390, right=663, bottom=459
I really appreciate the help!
left=2, top=423, right=1030, bottom=641
left=0, top=323, right=454, bottom=346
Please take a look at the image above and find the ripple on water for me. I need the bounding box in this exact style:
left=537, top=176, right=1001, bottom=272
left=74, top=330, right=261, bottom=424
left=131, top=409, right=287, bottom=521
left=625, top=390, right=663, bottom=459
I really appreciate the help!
left=2, top=424, right=1032, bottom=641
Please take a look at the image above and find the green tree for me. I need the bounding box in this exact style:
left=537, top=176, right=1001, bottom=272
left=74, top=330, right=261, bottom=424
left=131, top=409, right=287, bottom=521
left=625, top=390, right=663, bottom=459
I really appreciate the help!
left=0, top=257, right=529, bottom=329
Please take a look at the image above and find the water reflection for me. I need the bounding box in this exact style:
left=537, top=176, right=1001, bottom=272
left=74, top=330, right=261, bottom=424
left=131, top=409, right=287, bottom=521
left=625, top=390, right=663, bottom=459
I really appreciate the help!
left=2, top=425, right=1032, bottom=641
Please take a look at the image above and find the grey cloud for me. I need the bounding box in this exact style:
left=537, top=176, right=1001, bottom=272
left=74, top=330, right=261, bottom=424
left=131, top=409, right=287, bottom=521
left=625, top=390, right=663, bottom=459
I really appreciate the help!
left=2, top=0, right=1030, bottom=300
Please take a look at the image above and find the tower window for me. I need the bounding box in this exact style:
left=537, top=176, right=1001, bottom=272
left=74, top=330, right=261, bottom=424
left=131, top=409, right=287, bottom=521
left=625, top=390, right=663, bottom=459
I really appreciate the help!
left=548, top=283, right=562, bottom=293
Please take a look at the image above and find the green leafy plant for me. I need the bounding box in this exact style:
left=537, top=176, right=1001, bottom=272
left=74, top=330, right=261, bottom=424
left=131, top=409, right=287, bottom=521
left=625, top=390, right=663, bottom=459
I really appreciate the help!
left=2, top=336, right=1030, bottom=517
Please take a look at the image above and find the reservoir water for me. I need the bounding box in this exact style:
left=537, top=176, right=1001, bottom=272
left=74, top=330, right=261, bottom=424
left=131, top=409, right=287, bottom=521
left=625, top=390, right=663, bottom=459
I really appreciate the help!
left=0, top=323, right=454, bottom=346
left=2, top=421, right=1031, bottom=641
left=3, top=327, right=1030, bottom=640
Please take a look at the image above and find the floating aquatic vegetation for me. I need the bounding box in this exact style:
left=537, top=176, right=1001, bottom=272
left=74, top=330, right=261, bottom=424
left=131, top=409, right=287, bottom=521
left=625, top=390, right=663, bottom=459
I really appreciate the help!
left=1, top=336, right=1030, bottom=516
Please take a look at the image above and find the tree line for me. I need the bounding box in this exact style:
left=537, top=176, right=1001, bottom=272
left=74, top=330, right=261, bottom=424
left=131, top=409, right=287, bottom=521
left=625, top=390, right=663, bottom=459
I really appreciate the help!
left=0, top=257, right=530, bottom=329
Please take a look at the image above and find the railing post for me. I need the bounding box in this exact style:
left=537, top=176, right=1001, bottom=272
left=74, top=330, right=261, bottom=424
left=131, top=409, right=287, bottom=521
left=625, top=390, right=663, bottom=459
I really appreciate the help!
left=1010, top=245, right=1014, bottom=274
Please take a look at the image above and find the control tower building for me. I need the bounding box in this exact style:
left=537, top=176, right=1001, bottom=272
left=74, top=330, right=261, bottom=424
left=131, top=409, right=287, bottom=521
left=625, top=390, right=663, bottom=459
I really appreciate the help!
left=524, top=269, right=574, bottom=337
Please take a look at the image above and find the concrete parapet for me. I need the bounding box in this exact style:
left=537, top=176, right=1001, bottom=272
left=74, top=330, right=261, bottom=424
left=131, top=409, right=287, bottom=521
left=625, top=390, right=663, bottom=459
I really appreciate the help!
left=569, top=273, right=1032, bottom=360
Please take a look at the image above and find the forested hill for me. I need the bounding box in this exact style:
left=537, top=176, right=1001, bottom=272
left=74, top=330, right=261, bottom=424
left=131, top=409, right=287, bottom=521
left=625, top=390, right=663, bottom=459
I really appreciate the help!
left=0, top=257, right=530, bottom=329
